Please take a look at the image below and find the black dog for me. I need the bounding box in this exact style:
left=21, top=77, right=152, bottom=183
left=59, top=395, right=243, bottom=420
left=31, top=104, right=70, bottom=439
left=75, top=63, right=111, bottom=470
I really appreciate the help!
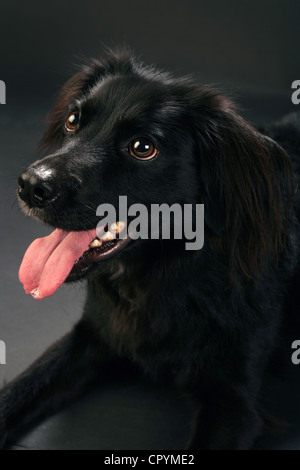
left=0, top=49, right=299, bottom=449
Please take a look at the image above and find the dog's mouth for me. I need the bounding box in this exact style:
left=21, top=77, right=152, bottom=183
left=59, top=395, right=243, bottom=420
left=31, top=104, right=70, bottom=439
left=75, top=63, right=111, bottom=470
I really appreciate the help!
left=19, top=222, right=131, bottom=301
left=67, top=226, right=131, bottom=282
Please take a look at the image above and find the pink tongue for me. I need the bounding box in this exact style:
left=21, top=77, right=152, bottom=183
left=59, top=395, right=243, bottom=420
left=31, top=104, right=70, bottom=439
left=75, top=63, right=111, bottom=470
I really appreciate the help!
left=19, top=228, right=96, bottom=300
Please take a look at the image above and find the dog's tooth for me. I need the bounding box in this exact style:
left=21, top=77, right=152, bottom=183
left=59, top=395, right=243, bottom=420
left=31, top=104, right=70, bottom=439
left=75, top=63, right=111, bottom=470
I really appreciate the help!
left=101, top=231, right=115, bottom=241
left=89, top=238, right=102, bottom=248
left=110, top=221, right=126, bottom=234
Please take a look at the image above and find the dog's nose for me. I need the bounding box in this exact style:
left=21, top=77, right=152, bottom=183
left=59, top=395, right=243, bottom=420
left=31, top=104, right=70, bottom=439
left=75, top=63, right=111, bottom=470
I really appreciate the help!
left=18, top=170, right=58, bottom=207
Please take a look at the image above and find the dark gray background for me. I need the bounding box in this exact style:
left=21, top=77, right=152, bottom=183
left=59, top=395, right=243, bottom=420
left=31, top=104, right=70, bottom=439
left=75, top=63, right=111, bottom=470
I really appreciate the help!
left=0, top=0, right=299, bottom=97
left=0, top=0, right=299, bottom=450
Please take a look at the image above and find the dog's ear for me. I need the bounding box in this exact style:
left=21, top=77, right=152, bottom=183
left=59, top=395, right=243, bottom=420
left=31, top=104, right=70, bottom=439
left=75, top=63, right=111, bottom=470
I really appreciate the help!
left=185, top=86, right=295, bottom=280
left=38, top=66, right=96, bottom=154
left=39, top=48, right=134, bottom=154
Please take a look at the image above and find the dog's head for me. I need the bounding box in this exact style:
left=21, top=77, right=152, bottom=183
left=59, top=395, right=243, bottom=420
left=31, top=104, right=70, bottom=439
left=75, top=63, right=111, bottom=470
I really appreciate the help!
left=18, top=49, right=294, bottom=299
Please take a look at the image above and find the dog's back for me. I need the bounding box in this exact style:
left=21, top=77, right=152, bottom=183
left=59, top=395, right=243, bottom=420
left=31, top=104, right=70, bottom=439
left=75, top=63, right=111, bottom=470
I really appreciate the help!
left=263, top=112, right=300, bottom=179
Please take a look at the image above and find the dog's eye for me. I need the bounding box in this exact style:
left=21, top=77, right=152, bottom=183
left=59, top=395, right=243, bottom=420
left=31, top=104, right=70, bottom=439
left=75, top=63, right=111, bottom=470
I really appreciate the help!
left=129, top=138, right=158, bottom=160
left=65, top=110, right=80, bottom=132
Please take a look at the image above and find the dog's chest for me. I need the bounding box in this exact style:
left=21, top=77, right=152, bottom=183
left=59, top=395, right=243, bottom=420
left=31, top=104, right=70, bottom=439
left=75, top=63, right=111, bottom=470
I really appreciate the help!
left=85, top=261, right=205, bottom=382
left=87, top=265, right=156, bottom=351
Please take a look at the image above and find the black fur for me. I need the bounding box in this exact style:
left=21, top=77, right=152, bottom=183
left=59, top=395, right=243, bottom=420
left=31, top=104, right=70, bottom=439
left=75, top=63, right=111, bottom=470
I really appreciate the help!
left=1, top=49, right=299, bottom=449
